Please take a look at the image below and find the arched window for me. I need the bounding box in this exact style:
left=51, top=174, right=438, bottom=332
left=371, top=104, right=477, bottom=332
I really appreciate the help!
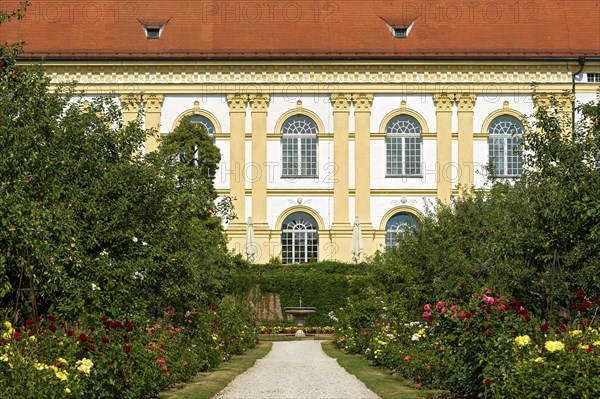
left=385, top=212, right=419, bottom=249
left=281, top=115, right=318, bottom=177
left=385, top=115, right=423, bottom=176
left=487, top=115, right=524, bottom=177
left=186, top=114, right=216, bottom=139
left=281, top=212, right=319, bottom=263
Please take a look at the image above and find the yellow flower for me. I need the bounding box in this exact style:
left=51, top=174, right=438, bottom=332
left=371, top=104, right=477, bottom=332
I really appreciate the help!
left=570, top=330, right=582, bottom=337
left=35, top=363, right=47, bottom=371
left=29, top=335, right=36, bottom=342
left=3, top=321, right=11, bottom=329
left=65, top=388, right=71, bottom=395
left=55, top=370, right=69, bottom=381
left=515, top=335, right=532, bottom=347
left=534, top=357, right=544, bottom=363
left=0, top=354, right=8, bottom=362
left=593, top=341, right=600, bottom=346
left=57, top=358, right=68, bottom=365
left=76, top=358, right=93, bottom=376
left=545, top=340, right=565, bottom=352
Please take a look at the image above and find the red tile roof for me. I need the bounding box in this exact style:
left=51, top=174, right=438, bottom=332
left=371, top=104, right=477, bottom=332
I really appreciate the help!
left=1, top=0, right=599, bottom=60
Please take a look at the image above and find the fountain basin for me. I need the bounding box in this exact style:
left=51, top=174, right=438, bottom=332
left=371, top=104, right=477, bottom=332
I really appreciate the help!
left=284, top=307, right=316, bottom=337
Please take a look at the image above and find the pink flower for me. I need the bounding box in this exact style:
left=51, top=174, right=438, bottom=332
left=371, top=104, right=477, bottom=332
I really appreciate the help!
left=436, top=301, right=444, bottom=309
left=450, top=305, right=458, bottom=312
left=404, top=355, right=410, bottom=361
left=423, top=304, right=432, bottom=311
left=165, top=372, right=170, bottom=378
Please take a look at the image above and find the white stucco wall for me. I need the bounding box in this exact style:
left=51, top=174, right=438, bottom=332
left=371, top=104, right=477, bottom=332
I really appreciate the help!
left=267, top=197, right=334, bottom=230
left=266, top=94, right=332, bottom=133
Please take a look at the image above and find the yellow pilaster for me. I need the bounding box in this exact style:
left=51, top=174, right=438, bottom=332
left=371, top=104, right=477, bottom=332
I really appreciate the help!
left=143, top=94, right=164, bottom=153
left=119, top=94, right=141, bottom=126
left=249, top=94, right=270, bottom=229
left=331, top=93, right=352, bottom=229
left=352, top=93, right=374, bottom=255
left=329, top=93, right=352, bottom=261
left=226, top=94, right=248, bottom=236
left=433, top=93, right=454, bottom=203
left=248, top=94, right=271, bottom=263
left=456, top=93, right=477, bottom=192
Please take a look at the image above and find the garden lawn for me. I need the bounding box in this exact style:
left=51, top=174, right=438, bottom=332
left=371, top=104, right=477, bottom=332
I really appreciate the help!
left=157, top=342, right=272, bottom=399
left=321, top=342, right=445, bottom=399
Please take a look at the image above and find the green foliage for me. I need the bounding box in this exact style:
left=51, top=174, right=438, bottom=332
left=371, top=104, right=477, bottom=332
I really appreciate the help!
left=230, top=261, right=373, bottom=326
left=0, top=24, right=235, bottom=323
left=372, top=93, right=600, bottom=322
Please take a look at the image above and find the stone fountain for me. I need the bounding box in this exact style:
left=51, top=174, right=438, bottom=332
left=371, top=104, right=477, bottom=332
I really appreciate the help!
left=284, top=299, right=315, bottom=337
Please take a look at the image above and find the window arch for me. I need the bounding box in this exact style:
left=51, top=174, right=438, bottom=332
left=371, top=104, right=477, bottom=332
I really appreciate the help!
left=186, top=114, right=216, bottom=135
left=281, top=115, right=318, bottom=177
left=385, top=115, right=423, bottom=176
left=487, top=115, right=524, bottom=177
left=281, top=212, right=319, bottom=263
left=385, top=212, right=419, bottom=249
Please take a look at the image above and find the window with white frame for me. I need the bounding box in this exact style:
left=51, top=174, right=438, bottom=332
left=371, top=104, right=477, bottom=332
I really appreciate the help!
left=281, top=212, right=319, bottom=263
left=186, top=114, right=216, bottom=136
left=385, top=115, right=423, bottom=176
left=587, top=73, right=600, bottom=83
left=487, top=115, right=524, bottom=177
left=385, top=212, right=419, bottom=249
left=281, top=115, right=318, bottom=177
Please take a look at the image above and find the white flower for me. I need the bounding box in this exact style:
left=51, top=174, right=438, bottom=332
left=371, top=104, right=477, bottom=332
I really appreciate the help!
left=91, top=283, right=101, bottom=291
left=132, top=237, right=139, bottom=243
left=133, top=271, right=144, bottom=281
left=412, top=333, right=419, bottom=341
left=99, top=249, right=109, bottom=256
left=142, top=241, right=148, bottom=246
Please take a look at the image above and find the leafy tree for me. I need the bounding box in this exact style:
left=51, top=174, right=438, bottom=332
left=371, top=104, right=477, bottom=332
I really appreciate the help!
left=0, top=10, right=234, bottom=322
left=373, top=92, right=600, bottom=322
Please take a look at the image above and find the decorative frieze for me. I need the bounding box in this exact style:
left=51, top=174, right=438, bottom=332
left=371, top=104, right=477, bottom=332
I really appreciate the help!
left=43, top=64, right=572, bottom=86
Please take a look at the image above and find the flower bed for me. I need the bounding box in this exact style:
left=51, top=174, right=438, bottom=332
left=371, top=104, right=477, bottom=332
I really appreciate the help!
left=258, top=326, right=335, bottom=335
left=332, top=290, right=600, bottom=398
left=0, top=300, right=257, bottom=398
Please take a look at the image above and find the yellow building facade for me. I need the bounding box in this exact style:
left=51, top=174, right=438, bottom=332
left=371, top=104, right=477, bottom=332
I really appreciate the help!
left=7, top=1, right=599, bottom=263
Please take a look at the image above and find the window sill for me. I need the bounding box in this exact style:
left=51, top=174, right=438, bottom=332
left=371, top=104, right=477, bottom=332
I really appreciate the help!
left=281, top=175, right=319, bottom=179
left=385, top=175, right=423, bottom=178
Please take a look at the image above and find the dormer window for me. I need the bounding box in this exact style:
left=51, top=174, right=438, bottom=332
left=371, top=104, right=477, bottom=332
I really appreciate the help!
left=380, top=17, right=417, bottom=39
left=138, top=19, right=170, bottom=40
left=588, top=73, right=600, bottom=83
left=146, top=27, right=160, bottom=39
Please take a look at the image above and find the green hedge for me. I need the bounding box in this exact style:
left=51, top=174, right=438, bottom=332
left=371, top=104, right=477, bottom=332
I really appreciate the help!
left=230, top=261, right=374, bottom=326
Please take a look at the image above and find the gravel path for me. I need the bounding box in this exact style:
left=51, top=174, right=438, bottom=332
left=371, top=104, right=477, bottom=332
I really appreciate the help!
left=212, top=341, right=380, bottom=399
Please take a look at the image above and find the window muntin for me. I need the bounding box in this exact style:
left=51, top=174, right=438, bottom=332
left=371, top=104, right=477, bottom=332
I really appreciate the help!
left=587, top=73, right=600, bottom=83
left=281, top=212, right=319, bottom=264
left=281, top=115, right=318, bottom=177
left=385, top=212, right=419, bottom=249
left=487, top=115, right=524, bottom=177
left=186, top=114, right=216, bottom=135
left=385, top=115, right=423, bottom=176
